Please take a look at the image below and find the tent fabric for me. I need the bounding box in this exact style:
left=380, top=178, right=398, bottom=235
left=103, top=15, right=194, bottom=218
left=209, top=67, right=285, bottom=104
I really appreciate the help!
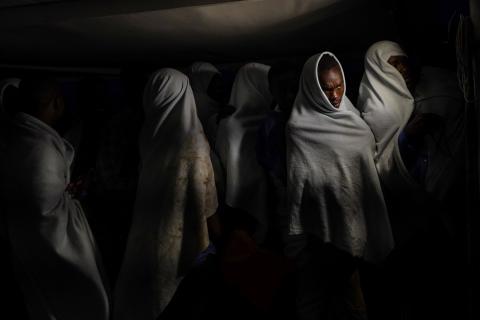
left=287, top=52, right=394, bottom=262
left=114, top=68, right=217, bottom=320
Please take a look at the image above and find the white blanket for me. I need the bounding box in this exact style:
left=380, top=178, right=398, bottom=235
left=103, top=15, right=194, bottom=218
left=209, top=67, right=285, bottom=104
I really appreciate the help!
left=215, top=62, right=272, bottom=242
left=114, top=68, right=217, bottom=320
left=0, top=112, right=109, bottom=320
left=287, top=52, right=394, bottom=262
left=357, top=40, right=419, bottom=195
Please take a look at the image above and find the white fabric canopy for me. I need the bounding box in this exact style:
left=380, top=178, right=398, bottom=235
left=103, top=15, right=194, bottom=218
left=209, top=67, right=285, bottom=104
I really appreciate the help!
left=0, top=112, right=109, bottom=320
left=215, top=62, right=272, bottom=242
left=357, top=40, right=419, bottom=194
left=287, top=52, right=394, bottom=262
left=114, top=68, right=217, bottom=320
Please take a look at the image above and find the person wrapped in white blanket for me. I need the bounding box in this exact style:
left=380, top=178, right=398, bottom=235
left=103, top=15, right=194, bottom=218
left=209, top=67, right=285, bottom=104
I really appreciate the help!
left=114, top=68, right=218, bottom=320
left=357, top=41, right=445, bottom=197
left=0, top=78, right=110, bottom=320
left=215, top=62, right=273, bottom=243
left=357, top=41, right=447, bottom=242
left=287, top=52, right=394, bottom=319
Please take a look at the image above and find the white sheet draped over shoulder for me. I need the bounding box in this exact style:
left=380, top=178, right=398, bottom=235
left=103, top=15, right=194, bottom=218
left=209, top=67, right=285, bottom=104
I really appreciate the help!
left=215, top=62, right=272, bottom=242
left=287, top=53, right=394, bottom=262
left=114, top=68, right=217, bottom=320
left=0, top=112, right=110, bottom=320
left=357, top=40, right=418, bottom=194
left=188, top=62, right=221, bottom=129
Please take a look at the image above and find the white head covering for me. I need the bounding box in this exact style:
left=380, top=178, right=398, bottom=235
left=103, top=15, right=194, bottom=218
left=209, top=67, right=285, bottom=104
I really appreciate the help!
left=0, top=78, right=20, bottom=113
left=358, top=41, right=414, bottom=159
left=215, top=62, right=272, bottom=242
left=114, top=68, right=218, bottom=320
left=287, top=52, right=394, bottom=262
left=188, top=62, right=221, bottom=129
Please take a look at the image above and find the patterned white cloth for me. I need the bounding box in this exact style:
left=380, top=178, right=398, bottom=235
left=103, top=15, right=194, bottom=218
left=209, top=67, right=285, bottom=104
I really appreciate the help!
left=114, top=68, right=218, bottom=320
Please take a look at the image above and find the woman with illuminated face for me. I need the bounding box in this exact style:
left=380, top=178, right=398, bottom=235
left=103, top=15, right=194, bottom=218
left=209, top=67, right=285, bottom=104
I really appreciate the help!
left=287, top=52, right=394, bottom=319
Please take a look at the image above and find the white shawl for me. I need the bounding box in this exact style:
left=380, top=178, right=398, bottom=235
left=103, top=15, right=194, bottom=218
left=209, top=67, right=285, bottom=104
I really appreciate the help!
left=188, top=61, right=221, bottom=130
left=287, top=53, right=394, bottom=262
left=0, top=112, right=109, bottom=320
left=114, top=68, right=217, bottom=320
left=215, top=62, right=272, bottom=242
left=357, top=40, right=419, bottom=194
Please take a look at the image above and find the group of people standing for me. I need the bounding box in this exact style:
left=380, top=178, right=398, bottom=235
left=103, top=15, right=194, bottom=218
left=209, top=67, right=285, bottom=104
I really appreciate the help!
left=0, top=40, right=465, bottom=320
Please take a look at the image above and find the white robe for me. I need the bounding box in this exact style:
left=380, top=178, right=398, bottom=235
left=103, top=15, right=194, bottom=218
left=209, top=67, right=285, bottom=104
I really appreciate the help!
left=114, top=68, right=217, bottom=320
left=215, top=62, right=272, bottom=242
left=357, top=40, right=419, bottom=195
left=287, top=52, right=394, bottom=262
left=0, top=112, right=110, bottom=320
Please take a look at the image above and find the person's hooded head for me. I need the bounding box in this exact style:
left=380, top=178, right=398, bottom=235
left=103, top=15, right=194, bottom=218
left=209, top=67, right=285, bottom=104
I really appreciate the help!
left=18, top=77, right=65, bottom=128
left=294, top=51, right=356, bottom=115
left=229, top=62, right=272, bottom=118
left=365, top=40, right=415, bottom=94
left=357, top=40, right=416, bottom=156
left=0, top=78, right=21, bottom=116
left=316, top=54, right=345, bottom=109
left=189, top=62, right=232, bottom=106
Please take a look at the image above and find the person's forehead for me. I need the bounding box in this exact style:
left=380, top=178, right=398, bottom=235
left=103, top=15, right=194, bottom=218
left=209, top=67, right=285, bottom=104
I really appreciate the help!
left=388, top=55, right=408, bottom=62
left=318, top=67, right=342, bottom=80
